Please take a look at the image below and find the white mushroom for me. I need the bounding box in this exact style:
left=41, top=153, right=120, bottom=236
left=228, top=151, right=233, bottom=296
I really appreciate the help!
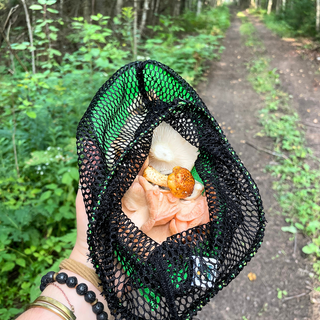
left=149, top=122, right=199, bottom=174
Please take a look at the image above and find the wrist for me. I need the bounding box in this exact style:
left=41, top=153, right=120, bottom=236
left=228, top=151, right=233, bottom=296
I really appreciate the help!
left=41, top=270, right=111, bottom=320
left=69, top=245, right=94, bottom=270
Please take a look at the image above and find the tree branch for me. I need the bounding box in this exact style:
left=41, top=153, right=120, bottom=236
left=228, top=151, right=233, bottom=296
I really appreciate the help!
left=21, top=0, right=36, bottom=74
left=0, top=27, right=28, bottom=72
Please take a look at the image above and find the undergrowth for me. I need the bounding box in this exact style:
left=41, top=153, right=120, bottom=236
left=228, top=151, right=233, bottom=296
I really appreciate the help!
left=239, top=14, right=320, bottom=280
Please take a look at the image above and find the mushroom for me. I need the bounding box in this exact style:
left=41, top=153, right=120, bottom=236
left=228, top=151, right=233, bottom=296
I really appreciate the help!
left=149, top=122, right=199, bottom=174
left=143, top=165, right=198, bottom=200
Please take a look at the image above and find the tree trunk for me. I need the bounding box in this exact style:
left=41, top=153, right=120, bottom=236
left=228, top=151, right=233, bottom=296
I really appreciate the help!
left=276, top=0, right=280, bottom=14
left=133, top=0, right=138, bottom=59
left=196, top=0, right=202, bottom=16
left=21, top=0, right=36, bottom=74
left=267, top=0, right=273, bottom=14
left=115, top=0, right=123, bottom=16
left=317, top=0, right=320, bottom=32
left=282, top=0, right=286, bottom=11
left=139, top=0, right=149, bottom=37
left=91, top=0, right=95, bottom=16
left=83, top=0, right=90, bottom=21
left=251, top=0, right=256, bottom=8
left=173, top=0, right=181, bottom=16
left=60, top=0, right=63, bottom=16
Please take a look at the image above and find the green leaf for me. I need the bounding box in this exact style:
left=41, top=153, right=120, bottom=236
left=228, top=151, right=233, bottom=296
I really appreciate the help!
left=281, top=226, right=297, bottom=234
left=29, top=4, right=43, bottom=10
left=295, top=223, right=304, bottom=230
left=46, top=183, right=58, bottom=190
left=16, top=258, right=26, bottom=267
left=39, top=190, right=52, bottom=202
left=2, top=261, right=15, bottom=272
left=26, top=111, right=37, bottom=119
left=61, top=172, right=72, bottom=185
left=69, top=167, right=79, bottom=181
left=47, top=8, right=59, bottom=14
left=302, top=243, right=319, bottom=255
left=91, top=15, right=100, bottom=21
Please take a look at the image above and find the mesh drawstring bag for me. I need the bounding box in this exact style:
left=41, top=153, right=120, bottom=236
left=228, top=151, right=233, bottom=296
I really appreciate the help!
left=77, top=60, right=266, bottom=320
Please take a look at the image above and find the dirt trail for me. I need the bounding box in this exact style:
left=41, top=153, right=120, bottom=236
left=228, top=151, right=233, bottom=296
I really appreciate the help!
left=196, top=13, right=317, bottom=320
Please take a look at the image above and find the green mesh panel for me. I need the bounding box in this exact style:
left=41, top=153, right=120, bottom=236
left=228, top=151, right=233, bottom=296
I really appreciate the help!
left=77, top=60, right=266, bottom=320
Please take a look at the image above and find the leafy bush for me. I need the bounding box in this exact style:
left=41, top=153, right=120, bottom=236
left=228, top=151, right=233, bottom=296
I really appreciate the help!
left=179, top=6, right=230, bottom=35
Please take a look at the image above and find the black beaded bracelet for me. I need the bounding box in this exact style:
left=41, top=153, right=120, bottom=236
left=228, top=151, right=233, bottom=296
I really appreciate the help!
left=40, top=271, right=108, bottom=320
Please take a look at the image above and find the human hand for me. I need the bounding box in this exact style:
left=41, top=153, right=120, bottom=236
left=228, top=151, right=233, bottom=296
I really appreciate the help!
left=69, top=188, right=93, bottom=269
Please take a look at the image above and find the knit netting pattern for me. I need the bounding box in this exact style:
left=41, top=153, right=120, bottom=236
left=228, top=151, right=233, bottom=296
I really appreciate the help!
left=76, top=60, right=266, bottom=320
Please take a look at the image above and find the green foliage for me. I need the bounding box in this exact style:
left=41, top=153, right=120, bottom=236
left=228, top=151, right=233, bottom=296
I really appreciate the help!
left=0, top=3, right=231, bottom=316
left=238, top=15, right=264, bottom=49
left=179, top=6, right=230, bottom=35
left=277, top=288, right=288, bottom=299
left=242, top=20, right=320, bottom=280
left=144, top=33, right=223, bottom=85
left=263, top=14, right=294, bottom=38
left=250, top=0, right=317, bottom=38
left=144, top=7, right=229, bottom=85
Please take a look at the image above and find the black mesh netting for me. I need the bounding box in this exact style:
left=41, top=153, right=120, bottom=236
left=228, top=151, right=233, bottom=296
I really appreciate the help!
left=76, top=60, right=266, bottom=320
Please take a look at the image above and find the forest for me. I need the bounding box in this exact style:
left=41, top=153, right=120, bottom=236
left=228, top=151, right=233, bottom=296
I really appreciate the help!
left=1, top=0, right=320, bottom=319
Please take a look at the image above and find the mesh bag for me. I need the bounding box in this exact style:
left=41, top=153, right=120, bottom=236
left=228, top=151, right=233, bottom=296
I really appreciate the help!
left=77, top=60, right=266, bottom=320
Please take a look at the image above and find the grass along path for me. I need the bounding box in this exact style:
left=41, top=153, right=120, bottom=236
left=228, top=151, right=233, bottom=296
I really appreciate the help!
left=239, top=10, right=320, bottom=292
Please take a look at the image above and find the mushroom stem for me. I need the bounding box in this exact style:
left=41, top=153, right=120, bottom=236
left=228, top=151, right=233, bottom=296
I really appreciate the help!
left=143, top=166, right=168, bottom=188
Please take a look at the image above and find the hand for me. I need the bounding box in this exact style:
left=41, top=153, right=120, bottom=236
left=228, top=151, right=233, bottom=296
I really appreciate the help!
left=69, top=188, right=93, bottom=269
left=17, top=189, right=111, bottom=320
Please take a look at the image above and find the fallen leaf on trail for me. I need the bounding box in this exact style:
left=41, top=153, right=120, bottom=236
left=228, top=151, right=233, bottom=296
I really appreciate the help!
left=222, top=126, right=226, bottom=130
left=240, top=140, right=246, bottom=143
left=300, top=69, right=303, bottom=72
left=290, top=73, right=294, bottom=76
left=307, top=109, right=310, bottom=112
left=220, top=62, right=226, bottom=66
left=228, top=127, right=231, bottom=130
left=237, top=56, right=241, bottom=59
left=299, top=80, right=302, bottom=83
left=302, top=74, right=305, bottom=77
left=318, top=113, right=320, bottom=116
left=248, top=272, right=257, bottom=281
left=212, top=95, right=215, bottom=98
left=300, top=94, right=303, bottom=97
left=280, top=70, right=283, bottom=74
left=222, top=122, right=225, bottom=125
left=230, top=130, right=234, bottom=134
left=286, top=69, right=290, bottom=72
left=238, top=79, right=242, bottom=82
left=282, top=38, right=296, bottom=42
left=314, top=119, right=319, bottom=124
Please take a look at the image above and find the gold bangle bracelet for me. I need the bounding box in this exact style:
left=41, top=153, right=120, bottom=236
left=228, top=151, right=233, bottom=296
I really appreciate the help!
left=27, top=296, right=76, bottom=320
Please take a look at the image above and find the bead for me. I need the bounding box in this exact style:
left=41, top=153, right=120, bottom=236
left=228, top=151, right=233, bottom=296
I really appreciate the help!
left=76, top=283, right=88, bottom=296
left=66, top=276, right=78, bottom=288
left=46, top=271, right=56, bottom=283
left=56, top=272, right=68, bottom=284
left=97, top=311, right=108, bottom=320
left=85, top=291, right=96, bottom=303
left=41, top=275, right=48, bottom=285
left=40, top=283, right=46, bottom=292
left=92, top=302, right=104, bottom=314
